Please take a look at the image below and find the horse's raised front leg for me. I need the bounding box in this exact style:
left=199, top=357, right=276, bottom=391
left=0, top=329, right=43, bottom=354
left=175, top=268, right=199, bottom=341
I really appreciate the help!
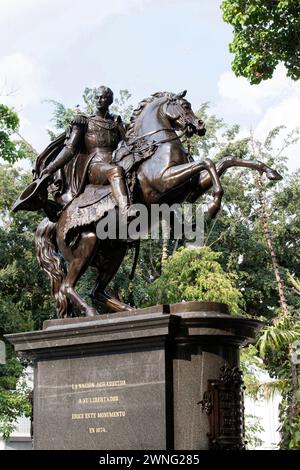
left=158, top=158, right=223, bottom=217
left=187, top=157, right=282, bottom=203
left=216, top=157, right=282, bottom=182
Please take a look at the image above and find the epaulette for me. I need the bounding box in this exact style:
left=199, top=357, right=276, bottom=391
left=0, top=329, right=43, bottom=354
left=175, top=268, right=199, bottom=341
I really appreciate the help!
left=70, top=114, right=88, bottom=126
left=113, top=114, right=122, bottom=124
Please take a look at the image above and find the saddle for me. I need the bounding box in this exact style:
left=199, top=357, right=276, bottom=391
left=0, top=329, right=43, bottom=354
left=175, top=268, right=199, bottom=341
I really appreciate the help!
left=113, top=136, right=157, bottom=190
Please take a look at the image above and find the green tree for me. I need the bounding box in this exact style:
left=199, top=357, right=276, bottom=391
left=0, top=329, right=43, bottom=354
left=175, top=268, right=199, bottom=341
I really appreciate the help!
left=0, top=357, right=32, bottom=441
left=0, top=104, right=54, bottom=439
left=0, top=104, right=25, bottom=163
left=185, top=104, right=300, bottom=448
left=221, top=0, right=300, bottom=84
left=190, top=115, right=300, bottom=319
left=244, top=414, right=264, bottom=449
left=145, top=246, right=244, bottom=315
left=0, top=167, right=53, bottom=438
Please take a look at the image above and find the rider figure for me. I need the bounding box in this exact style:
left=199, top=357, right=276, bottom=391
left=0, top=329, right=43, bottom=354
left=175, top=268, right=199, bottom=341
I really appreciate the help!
left=40, top=86, right=133, bottom=218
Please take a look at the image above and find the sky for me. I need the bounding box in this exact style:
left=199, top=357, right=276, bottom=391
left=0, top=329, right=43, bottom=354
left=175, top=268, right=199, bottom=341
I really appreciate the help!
left=0, top=0, right=299, bottom=171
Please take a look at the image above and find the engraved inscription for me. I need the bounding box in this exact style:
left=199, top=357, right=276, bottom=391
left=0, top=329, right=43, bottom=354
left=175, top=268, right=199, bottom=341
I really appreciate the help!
left=89, top=427, right=107, bottom=433
left=71, top=380, right=126, bottom=390
left=78, top=396, right=119, bottom=404
left=35, top=348, right=166, bottom=449
left=70, top=379, right=127, bottom=434
left=71, top=411, right=126, bottom=419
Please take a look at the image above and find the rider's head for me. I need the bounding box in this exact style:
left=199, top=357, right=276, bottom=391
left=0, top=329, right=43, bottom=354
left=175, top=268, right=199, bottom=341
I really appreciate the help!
left=95, top=86, right=114, bottom=111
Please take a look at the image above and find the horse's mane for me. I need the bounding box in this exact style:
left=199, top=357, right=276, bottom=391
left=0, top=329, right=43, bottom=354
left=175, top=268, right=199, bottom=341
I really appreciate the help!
left=126, top=91, right=175, bottom=137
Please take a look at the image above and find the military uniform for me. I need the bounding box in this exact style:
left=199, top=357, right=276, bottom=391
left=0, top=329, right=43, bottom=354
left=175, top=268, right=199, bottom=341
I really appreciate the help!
left=46, top=112, right=131, bottom=213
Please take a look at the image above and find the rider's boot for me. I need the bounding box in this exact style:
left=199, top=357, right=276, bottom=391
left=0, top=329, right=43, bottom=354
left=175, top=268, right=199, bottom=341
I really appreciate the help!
left=106, top=167, right=136, bottom=222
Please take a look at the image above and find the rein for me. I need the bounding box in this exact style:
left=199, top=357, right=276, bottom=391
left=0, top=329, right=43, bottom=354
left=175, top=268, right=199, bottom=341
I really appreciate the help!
left=124, top=96, right=195, bottom=154
left=123, top=127, right=189, bottom=155
left=131, top=127, right=176, bottom=141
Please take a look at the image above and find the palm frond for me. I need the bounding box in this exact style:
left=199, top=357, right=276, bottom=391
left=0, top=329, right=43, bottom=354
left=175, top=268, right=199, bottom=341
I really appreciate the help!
left=257, top=317, right=300, bottom=358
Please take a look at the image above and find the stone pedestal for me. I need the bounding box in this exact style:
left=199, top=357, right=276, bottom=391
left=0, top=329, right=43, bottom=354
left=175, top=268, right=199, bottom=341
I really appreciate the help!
left=6, top=301, right=261, bottom=450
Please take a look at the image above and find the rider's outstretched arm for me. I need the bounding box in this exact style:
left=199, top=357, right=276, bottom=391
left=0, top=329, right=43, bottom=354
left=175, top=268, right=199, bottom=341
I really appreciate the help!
left=41, top=117, right=85, bottom=176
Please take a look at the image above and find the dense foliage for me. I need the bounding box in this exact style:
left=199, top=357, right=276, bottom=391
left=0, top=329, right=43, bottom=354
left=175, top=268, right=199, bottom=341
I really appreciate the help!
left=221, top=0, right=300, bottom=84
left=0, top=108, right=47, bottom=439
left=145, top=246, right=244, bottom=314
left=0, top=104, right=25, bottom=163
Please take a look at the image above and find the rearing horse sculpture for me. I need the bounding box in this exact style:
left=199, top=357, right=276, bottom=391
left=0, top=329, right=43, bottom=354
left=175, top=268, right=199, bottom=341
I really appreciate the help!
left=13, top=91, right=282, bottom=318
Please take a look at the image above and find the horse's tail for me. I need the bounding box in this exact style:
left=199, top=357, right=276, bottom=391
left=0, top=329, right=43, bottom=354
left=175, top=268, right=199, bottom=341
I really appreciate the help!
left=35, top=218, right=68, bottom=318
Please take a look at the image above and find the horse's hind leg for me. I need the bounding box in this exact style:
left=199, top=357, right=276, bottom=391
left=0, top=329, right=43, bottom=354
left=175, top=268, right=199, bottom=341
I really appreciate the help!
left=93, top=289, right=134, bottom=312
left=91, top=241, right=133, bottom=312
left=58, top=230, right=99, bottom=317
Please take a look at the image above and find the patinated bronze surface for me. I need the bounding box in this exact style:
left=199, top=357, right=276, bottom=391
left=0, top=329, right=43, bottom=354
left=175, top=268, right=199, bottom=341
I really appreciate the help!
left=13, top=88, right=282, bottom=318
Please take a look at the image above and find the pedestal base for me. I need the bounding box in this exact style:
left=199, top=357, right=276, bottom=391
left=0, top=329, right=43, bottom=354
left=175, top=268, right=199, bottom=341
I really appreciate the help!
left=6, top=301, right=261, bottom=450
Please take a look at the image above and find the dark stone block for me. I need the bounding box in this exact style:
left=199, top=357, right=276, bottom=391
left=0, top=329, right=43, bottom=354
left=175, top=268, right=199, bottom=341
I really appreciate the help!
left=34, top=347, right=166, bottom=449
left=6, top=301, right=261, bottom=450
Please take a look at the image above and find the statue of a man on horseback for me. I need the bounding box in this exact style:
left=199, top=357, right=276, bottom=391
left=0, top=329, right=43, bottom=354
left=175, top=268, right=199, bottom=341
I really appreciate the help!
left=39, top=85, right=135, bottom=220
left=13, top=88, right=282, bottom=319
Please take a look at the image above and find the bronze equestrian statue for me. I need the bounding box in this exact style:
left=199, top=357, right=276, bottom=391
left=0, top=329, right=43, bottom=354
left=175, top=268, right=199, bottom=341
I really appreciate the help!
left=12, top=88, right=282, bottom=318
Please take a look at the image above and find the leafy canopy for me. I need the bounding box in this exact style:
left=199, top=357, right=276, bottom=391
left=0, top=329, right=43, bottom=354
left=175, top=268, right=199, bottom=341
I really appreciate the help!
left=145, top=246, right=244, bottom=315
left=221, top=0, right=300, bottom=84
left=0, top=104, right=25, bottom=163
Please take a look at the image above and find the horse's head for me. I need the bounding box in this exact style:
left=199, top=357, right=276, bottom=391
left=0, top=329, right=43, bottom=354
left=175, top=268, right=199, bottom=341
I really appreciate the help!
left=163, top=91, right=206, bottom=137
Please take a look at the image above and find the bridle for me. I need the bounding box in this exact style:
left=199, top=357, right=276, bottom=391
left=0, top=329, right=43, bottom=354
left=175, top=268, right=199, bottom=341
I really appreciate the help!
left=123, top=99, right=195, bottom=154
left=122, top=128, right=189, bottom=156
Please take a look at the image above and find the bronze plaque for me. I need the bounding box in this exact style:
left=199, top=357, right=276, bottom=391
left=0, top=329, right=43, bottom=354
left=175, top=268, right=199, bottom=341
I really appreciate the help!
left=200, top=365, right=245, bottom=450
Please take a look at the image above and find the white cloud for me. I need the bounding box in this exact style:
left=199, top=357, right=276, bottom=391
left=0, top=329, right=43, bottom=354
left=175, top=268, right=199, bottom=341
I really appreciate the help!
left=0, top=0, right=51, bottom=23
left=255, top=97, right=300, bottom=138
left=0, top=53, right=44, bottom=109
left=218, top=66, right=299, bottom=115
left=0, top=0, right=141, bottom=22
left=0, top=0, right=150, bottom=29
left=216, top=66, right=300, bottom=171
left=0, top=53, right=48, bottom=154
left=0, top=1, right=154, bottom=153
left=255, top=97, right=300, bottom=171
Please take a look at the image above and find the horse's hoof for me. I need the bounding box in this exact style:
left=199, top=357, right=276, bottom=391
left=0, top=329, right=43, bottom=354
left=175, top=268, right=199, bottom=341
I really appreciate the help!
left=207, top=201, right=221, bottom=219
left=121, top=305, right=135, bottom=311
left=266, top=169, right=282, bottom=181
left=86, top=307, right=98, bottom=317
